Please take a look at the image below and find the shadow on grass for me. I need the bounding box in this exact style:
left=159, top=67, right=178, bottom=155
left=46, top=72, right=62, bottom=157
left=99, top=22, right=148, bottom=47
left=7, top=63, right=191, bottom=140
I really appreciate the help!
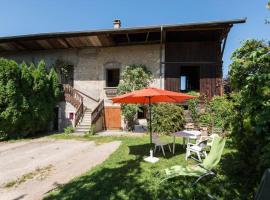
left=44, top=141, right=245, bottom=200
left=128, top=143, right=186, bottom=159
left=218, top=152, right=256, bottom=199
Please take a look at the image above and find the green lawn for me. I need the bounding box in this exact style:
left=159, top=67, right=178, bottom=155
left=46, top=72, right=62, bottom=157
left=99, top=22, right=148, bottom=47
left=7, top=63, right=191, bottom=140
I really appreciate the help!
left=44, top=134, right=244, bottom=200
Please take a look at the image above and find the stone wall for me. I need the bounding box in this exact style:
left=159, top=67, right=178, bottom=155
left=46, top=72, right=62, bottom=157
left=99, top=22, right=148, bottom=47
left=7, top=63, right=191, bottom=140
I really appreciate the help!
left=0, top=44, right=161, bottom=106
left=0, top=44, right=161, bottom=130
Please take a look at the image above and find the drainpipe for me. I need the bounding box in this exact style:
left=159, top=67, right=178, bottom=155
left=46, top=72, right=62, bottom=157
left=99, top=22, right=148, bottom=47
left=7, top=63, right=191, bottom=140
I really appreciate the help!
left=159, top=26, right=164, bottom=89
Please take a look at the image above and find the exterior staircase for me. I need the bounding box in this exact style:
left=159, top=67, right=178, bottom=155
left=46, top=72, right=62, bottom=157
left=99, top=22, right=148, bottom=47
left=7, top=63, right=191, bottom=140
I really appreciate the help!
left=63, top=84, right=105, bottom=134
left=74, top=108, right=92, bottom=134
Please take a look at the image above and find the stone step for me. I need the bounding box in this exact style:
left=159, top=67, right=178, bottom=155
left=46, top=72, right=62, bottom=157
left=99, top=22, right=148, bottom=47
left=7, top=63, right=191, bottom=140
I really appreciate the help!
left=75, top=128, right=90, bottom=132
left=81, top=119, right=91, bottom=122
left=81, top=117, right=91, bottom=119
left=76, top=124, right=91, bottom=128
left=81, top=119, right=91, bottom=124
left=83, top=116, right=91, bottom=119
left=77, top=123, right=91, bottom=126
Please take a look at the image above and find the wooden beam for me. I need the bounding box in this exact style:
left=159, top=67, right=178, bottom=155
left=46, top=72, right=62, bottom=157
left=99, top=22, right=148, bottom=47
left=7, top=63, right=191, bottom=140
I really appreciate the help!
left=220, top=26, right=231, bottom=58
left=145, top=32, right=149, bottom=42
left=62, top=38, right=72, bottom=48
left=36, top=40, right=53, bottom=49
left=89, top=36, right=102, bottom=46
left=126, top=33, right=130, bottom=43
left=97, top=35, right=115, bottom=46
left=65, top=37, right=81, bottom=48
left=221, top=33, right=228, bottom=59
left=0, top=43, right=14, bottom=51
left=11, top=42, right=26, bottom=50
left=57, top=39, right=70, bottom=48
left=16, top=41, right=31, bottom=50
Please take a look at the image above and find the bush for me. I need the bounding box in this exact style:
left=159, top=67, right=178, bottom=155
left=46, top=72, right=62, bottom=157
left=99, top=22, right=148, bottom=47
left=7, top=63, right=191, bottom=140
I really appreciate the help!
left=64, top=126, right=75, bottom=134
left=228, top=39, right=270, bottom=195
left=152, top=103, right=185, bottom=135
left=187, top=95, right=233, bottom=132
left=87, top=125, right=96, bottom=135
left=117, top=65, right=153, bottom=130
left=0, top=58, right=60, bottom=139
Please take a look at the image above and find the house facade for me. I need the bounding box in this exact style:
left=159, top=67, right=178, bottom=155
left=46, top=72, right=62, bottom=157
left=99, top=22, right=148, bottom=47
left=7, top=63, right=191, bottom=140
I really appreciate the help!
left=0, top=19, right=245, bottom=132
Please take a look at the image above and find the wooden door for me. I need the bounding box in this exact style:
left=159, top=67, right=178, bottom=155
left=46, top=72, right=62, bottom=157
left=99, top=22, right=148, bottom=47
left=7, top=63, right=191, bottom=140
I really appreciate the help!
left=104, top=107, right=121, bottom=130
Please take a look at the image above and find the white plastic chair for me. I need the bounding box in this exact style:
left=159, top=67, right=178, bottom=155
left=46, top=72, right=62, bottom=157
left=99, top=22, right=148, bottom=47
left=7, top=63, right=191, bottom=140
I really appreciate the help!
left=185, top=138, right=208, bottom=162
left=152, top=133, right=171, bottom=157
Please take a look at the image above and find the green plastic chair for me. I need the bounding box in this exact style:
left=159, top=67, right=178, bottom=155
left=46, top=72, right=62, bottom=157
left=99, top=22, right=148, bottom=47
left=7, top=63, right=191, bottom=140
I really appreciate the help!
left=162, top=136, right=226, bottom=185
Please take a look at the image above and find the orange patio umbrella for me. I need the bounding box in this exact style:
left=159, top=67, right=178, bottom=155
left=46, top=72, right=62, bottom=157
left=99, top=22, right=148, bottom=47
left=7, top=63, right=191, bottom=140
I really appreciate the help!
left=112, top=87, right=196, bottom=146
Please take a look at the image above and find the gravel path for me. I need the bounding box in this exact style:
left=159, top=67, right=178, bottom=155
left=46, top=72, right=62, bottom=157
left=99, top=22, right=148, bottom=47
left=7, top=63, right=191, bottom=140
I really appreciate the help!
left=0, top=138, right=121, bottom=200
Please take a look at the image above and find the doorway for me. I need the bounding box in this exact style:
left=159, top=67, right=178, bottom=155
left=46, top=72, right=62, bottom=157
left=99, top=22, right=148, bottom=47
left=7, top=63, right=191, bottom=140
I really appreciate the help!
left=53, top=107, right=59, bottom=131
left=179, top=66, right=200, bottom=92
left=104, top=107, right=121, bottom=129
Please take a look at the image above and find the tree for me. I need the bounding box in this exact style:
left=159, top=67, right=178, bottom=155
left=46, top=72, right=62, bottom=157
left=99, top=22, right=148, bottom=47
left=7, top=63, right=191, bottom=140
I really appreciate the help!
left=117, top=65, right=153, bottom=130
left=229, top=39, right=270, bottom=195
left=0, top=58, right=60, bottom=139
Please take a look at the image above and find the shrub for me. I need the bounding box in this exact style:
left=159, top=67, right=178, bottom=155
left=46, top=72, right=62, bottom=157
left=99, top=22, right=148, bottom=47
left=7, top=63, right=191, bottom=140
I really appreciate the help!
left=152, top=103, right=185, bottom=135
left=0, top=58, right=60, bottom=139
left=209, top=96, right=234, bottom=131
left=187, top=95, right=234, bottom=132
left=228, top=39, right=270, bottom=195
left=117, top=65, right=153, bottom=130
left=187, top=97, right=200, bottom=125
left=64, top=126, right=75, bottom=134
left=87, top=125, right=96, bottom=135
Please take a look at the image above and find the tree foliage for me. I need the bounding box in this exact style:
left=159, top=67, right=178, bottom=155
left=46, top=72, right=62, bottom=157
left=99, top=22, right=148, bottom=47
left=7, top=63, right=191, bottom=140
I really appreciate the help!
left=229, top=39, right=270, bottom=194
left=0, top=58, right=60, bottom=139
left=117, top=65, right=153, bottom=130
left=152, top=103, right=185, bottom=135
left=187, top=95, right=233, bottom=132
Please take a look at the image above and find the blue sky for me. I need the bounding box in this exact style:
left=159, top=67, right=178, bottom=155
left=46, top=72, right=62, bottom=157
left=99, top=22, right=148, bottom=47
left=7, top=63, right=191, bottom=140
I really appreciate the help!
left=0, top=0, right=269, bottom=76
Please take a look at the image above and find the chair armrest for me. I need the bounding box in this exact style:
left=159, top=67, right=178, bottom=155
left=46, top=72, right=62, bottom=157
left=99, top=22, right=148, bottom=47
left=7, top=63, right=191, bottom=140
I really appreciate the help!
left=187, top=143, right=195, bottom=148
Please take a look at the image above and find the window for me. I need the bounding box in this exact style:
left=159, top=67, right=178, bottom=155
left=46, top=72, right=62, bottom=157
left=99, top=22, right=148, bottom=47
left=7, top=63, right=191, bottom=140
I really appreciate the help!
left=179, top=66, right=200, bottom=92
left=106, top=69, right=120, bottom=87
left=137, top=106, right=147, bottom=119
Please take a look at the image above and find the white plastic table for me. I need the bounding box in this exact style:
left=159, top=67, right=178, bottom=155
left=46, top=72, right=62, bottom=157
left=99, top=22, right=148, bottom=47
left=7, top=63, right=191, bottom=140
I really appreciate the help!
left=172, top=130, right=201, bottom=154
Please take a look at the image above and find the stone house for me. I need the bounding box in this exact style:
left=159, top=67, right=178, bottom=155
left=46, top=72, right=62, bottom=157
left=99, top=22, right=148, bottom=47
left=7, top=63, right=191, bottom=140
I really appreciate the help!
left=0, top=19, right=245, bottom=132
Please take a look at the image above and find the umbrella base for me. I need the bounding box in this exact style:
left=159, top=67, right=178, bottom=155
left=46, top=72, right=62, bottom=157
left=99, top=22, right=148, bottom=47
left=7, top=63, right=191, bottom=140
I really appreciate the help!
left=144, top=156, right=159, bottom=163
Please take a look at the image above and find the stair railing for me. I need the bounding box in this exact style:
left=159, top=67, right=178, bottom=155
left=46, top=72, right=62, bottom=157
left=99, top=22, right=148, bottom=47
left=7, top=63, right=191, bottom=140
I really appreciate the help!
left=91, top=99, right=104, bottom=125
left=63, top=84, right=84, bottom=127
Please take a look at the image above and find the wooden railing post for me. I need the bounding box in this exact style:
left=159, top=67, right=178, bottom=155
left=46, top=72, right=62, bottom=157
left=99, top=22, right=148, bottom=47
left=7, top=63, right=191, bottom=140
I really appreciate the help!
left=91, top=100, right=104, bottom=125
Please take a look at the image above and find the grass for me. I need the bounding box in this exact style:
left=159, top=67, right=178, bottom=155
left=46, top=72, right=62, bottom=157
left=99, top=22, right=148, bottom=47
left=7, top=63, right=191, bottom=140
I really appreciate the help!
left=3, top=165, right=53, bottom=188
left=42, top=134, right=247, bottom=200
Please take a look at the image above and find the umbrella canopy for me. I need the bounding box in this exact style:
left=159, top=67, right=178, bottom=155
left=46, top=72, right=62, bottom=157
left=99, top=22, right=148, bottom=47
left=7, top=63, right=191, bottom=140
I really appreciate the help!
left=112, top=87, right=196, bottom=150
left=112, top=87, right=195, bottom=104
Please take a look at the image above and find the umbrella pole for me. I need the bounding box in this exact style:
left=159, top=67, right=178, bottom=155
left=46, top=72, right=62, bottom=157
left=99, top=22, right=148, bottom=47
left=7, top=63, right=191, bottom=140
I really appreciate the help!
left=148, top=97, right=153, bottom=150
left=149, top=99, right=152, bottom=146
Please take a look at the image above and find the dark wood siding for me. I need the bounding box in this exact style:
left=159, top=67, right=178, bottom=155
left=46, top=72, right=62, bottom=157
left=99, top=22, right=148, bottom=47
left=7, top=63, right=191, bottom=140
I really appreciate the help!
left=165, top=63, right=180, bottom=92
left=165, top=41, right=222, bottom=98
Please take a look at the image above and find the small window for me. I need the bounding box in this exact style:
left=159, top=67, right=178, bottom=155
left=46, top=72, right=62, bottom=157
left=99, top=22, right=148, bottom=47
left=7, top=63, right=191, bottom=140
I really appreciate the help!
left=106, top=69, right=120, bottom=87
